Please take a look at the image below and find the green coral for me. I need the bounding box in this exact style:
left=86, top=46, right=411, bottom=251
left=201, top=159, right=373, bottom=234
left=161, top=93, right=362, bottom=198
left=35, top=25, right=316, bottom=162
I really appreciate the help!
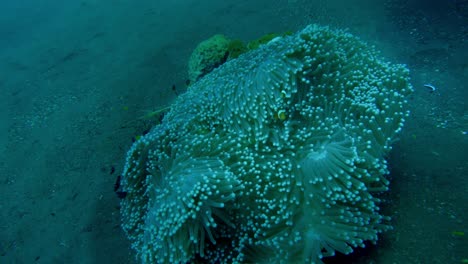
left=188, top=34, right=231, bottom=83
left=121, top=24, right=412, bottom=264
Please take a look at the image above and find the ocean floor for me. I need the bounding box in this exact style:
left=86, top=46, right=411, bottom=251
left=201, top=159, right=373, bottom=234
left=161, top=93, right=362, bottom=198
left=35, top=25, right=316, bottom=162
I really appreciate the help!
left=0, top=0, right=466, bottom=263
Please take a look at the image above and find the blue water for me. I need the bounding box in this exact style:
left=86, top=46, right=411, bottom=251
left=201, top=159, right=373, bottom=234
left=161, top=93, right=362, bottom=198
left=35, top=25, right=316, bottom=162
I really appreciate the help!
left=0, top=0, right=466, bottom=263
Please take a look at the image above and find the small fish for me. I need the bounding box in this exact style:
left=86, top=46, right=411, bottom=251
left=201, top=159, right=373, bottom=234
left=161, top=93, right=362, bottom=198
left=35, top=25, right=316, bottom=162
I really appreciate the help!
left=142, top=127, right=150, bottom=135
left=114, top=175, right=122, bottom=192
left=114, top=175, right=128, bottom=199
left=116, top=191, right=127, bottom=199
left=423, top=84, right=436, bottom=92
left=172, top=84, right=179, bottom=96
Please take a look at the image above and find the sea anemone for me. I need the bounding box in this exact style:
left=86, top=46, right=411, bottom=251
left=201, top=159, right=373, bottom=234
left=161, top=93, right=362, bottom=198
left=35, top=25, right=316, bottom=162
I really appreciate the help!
left=120, top=24, right=412, bottom=263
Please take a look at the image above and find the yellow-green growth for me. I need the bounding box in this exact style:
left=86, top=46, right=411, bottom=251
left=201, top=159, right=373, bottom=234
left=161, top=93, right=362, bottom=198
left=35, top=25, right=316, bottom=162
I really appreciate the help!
left=452, top=231, right=465, bottom=236
left=247, top=33, right=278, bottom=50
left=247, top=31, right=293, bottom=50
left=227, top=39, right=248, bottom=59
